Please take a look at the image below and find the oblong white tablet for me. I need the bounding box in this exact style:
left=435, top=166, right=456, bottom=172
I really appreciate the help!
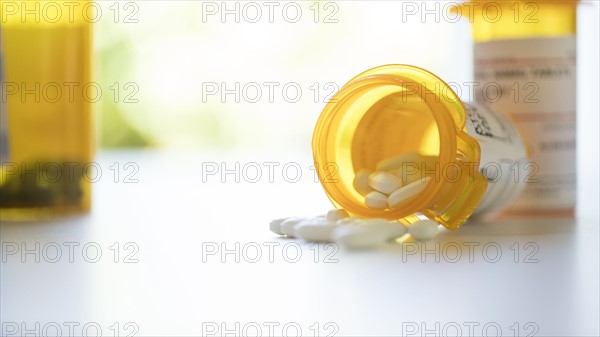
left=365, top=191, right=389, bottom=209
left=375, top=152, right=423, bottom=172
left=359, top=218, right=407, bottom=239
left=408, top=219, right=440, bottom=241
left=280, top=217, right=308, bottom=238
left=326, top=208, right=349, bottom=222
left=332, top=225, right=389, bottom=250
left=269, top=218, right=286, bottom=235
left=387, top=177, right=431, bottom=208
left=353, top=169, right=372, bottom=196
left=369, top=171, right=403, bottom=194
left=294, top=218, right=337, bottom=242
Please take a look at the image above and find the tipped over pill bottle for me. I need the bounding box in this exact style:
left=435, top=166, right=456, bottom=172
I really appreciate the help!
left=312, top=65, right=528, bottom=230
left=453, top=0, right=578, bottom=216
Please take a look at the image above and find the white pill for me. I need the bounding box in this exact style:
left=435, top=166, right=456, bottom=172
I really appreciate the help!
left=353, top=169, right=372, bottom=196
left=408, top=219, right=440, bottom=241
left=369, top=171, right=403, bottom=194
left=280, top=217, right=308, bottom=238
left=326, top=208, right=349, bottom=222
left=335, top=216, right=362, bottom=226
left=358, top=218, right=407, bottom=239
left=365, top=191, right=389, bottom=209
left=387, top=177, right=431, bottom=208
left=269, top=218, right=286, bottom=235
left=294, top=218, right=337, bottom=242
left=391, top=167, right=423, bottom=185
left=376, top=152, right=422, bottom=171
left=332, top=225, right=389, bottom=250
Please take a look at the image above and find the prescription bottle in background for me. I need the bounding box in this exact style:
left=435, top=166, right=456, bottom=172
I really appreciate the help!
left=0, top=1, right=94, bottom=220
left=452, top=0, right=578, bottom=216
left=312, top=65, right=528, bottom=230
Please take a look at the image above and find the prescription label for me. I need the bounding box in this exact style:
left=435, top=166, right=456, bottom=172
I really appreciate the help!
left=474, top=36, right=576, bottom=213
left=464, top=102, right=528, bottom=216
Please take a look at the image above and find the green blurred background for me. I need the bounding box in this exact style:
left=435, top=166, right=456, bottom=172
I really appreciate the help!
left=93, top=1, right=474, bottom=150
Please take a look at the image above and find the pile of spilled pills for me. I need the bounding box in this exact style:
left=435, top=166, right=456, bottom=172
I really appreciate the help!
left=357, top=153, right=436, bottom=211
left=270, top=210, right=440, bottom=250
left=270, top=153, right=443, bottom=250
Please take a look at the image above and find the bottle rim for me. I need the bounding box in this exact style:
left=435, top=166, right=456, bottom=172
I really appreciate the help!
left=312, top=64, right=484, bottom=227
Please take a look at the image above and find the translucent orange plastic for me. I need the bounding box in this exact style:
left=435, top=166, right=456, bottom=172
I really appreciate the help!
left=451, top=0, right=577, bottom=41
left=312, top=65, right=488, bottom=230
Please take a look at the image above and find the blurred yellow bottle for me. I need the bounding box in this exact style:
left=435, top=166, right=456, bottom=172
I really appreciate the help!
left=453, top=0, right=578, bottom=216
left=0, top=1, right=93, bottom=220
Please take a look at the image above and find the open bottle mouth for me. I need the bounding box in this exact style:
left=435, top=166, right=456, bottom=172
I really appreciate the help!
left=312, top=65, right=488, bottom=230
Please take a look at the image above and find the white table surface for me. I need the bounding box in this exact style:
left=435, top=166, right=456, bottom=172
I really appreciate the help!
left=1, top=150, right=599, bottom=337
